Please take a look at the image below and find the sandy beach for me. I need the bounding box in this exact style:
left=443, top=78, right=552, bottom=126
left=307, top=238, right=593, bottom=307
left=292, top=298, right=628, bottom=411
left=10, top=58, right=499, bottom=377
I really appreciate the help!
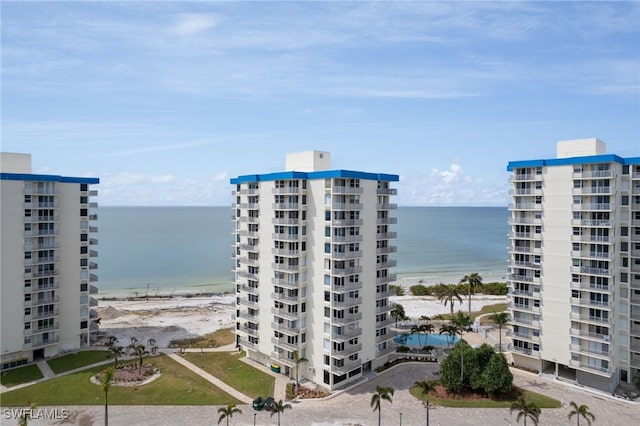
left=96, top=293, right=506, bottom=348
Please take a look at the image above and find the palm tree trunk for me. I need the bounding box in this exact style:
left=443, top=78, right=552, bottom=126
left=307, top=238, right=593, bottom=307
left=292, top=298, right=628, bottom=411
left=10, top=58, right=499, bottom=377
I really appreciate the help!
left=104, top=393, right=108, bottom=426
left=468, top=286, right=472, bottom=317
left=498, top=324, right=503, bottom=353
left=378, top=408, right=382, bottom=426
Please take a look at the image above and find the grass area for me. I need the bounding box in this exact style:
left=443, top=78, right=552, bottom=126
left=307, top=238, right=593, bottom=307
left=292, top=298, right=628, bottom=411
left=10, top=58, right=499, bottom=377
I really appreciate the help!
left=410, top=385, right=561, bottom=408
left=170, top=327, right=235, bottom=348
left=183, top=351, right=274, bottom=398
left=0, top=354, right=241, bottom=407
left=47, top=350, right=111, bottom=374
left=0, top=365, right=43, bottom=387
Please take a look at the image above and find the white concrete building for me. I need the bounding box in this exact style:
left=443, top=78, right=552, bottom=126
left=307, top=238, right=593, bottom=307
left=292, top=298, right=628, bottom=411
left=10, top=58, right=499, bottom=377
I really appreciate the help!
left=1, top=153, right=99, bottom=369
left=231, top=151, right=399, bottom=390
left=507, top=139, right=640, bottom=393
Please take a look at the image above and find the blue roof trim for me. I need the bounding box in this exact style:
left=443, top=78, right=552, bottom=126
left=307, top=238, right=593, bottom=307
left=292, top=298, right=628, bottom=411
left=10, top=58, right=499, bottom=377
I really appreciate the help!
left=0, top=172, right=99, bottom=184
left=231, top=169, right=399, bottom=184
left=507, top=154, right=633, bottom=171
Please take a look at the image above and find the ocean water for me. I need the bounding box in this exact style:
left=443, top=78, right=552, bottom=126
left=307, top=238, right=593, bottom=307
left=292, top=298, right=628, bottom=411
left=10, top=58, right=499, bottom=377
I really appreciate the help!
left=96, top=206, right=509, bottom=297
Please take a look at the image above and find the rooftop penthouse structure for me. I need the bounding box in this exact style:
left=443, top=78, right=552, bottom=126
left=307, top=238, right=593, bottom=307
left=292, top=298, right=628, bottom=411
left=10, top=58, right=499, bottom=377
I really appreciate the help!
left=230, top=151, right=398, bottom=390
left=507, top=139, right=640, bottom=393
left=1, top=153, right=99, bottom=369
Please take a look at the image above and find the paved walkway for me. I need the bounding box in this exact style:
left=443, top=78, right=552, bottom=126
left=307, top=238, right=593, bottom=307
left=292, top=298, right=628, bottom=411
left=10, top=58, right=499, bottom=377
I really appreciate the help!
left=3, top=346, right=639, bottom=425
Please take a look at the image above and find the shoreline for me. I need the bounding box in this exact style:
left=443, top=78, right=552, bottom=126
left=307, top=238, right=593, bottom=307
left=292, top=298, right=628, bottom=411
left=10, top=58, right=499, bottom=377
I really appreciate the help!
left=95, top=273, right=508, bottom=300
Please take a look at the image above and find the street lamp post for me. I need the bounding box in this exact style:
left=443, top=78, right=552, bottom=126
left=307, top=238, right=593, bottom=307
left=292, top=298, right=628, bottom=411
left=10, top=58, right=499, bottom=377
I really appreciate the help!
left=424, top=400, right=430, bottom=426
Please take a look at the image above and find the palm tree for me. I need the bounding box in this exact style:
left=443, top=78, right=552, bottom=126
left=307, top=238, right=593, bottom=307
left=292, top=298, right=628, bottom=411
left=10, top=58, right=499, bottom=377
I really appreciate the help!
left=129, top=344, right=149, bottom=373
left=414, top=379, right=436, bottom=426
left=370, top=385, right=394, bottom=426
left=451, top=310, right=472, bottom=340
left=105, top=335, right=118, bottom=348
left=460, top=273, right=483, bottom=317
left=510, top=396, right=541, bottom=426
left=148, top=338, right=158, bottom=355
left=267, top=399, right=292, bottom=426
left=439, top=324, right=459, bottom=347
left=108, top=345, right=125, bottom=369
left=293, top=350, right=308, bottom=392
left=490, top=311, right=510, bottom=353
left=101, top=368, right=114, bottom=426
left=18, top=401, right=36, bottom=426
left=435, top=284, right=463, bottom=318
left=390, top=303, right=406, bottom=328
left=217, top=403, right=242, bottom=426
left=568, top=401, right=595, bottom=426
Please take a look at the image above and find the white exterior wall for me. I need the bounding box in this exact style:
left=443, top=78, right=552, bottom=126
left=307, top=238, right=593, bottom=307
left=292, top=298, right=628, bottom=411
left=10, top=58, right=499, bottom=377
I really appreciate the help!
left=1, top=153, right=98, bottom=368
left=539, top=165, right=573, bottom=364
left=232, top=153, right=397, bottom=390
left=0, top=179, right=29, bottom=360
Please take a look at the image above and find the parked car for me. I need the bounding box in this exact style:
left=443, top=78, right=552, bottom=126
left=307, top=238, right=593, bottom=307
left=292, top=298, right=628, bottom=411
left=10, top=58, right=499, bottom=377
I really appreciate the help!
left=252, top=396, right=265, bottom=411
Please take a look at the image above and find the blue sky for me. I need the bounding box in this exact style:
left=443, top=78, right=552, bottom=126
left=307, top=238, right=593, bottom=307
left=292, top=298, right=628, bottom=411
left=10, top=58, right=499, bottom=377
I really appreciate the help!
left=2, top=1, right=639, bottom=206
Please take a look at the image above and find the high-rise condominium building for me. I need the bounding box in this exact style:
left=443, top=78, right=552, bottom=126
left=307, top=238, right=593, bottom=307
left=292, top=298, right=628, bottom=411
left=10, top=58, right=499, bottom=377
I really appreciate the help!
left=1, top=153, right=99, bottom=369
left=507, top=138, right=640, bottom=393
left=231, top=151, right=398, bottom=390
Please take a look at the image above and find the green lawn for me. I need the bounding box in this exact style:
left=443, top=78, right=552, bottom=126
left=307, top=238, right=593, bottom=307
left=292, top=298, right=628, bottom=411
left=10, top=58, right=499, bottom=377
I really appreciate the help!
left=182, top=352, right=275, bottom=398
left=0, top=365, right=43, bottom=387
left=410, top=385, right=561, bottom=408
left=0, top=354, right=241, bottom=407
left=47, top=350, right=111, bottom=374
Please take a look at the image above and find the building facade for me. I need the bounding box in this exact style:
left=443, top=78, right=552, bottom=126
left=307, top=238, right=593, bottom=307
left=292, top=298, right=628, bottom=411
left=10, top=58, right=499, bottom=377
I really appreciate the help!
left=507, top=139, right=640, bottom=393
left=231, top=151, right=398, bottom=390
left=1, top=153, right=99, bottom=369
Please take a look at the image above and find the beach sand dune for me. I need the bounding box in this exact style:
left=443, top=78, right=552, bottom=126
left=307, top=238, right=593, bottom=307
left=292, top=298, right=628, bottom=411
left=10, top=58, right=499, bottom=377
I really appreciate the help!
left=96, top=293, right=506, bottom=349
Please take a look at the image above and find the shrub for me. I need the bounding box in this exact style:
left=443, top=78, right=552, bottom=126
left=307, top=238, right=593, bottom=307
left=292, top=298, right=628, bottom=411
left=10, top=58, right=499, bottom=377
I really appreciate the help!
left=410, top=284, right=430, bottom=296
left=390, top=285, right=404, bottom=296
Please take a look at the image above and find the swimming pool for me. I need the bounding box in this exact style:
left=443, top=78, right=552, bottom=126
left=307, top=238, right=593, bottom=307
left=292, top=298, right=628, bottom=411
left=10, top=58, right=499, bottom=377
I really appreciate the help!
left=394, top=333, right=460, bottom=347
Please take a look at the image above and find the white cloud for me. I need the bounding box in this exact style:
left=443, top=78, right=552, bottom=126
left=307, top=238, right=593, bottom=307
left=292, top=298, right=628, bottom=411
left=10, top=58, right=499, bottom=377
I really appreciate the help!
left=398, top=161, right=509, bottom=206
left=170, top=13, right=221, bottom=36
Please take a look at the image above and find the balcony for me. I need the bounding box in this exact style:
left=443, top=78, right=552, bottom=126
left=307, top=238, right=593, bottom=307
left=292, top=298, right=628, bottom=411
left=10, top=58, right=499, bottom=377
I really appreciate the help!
left=375, top=289, right=396, bottom=299
left=332, top=281, right=363, bottom=292
left=273, top=186, right=302, bottom=195
left=376, top=317, right=395, bottom=328
left=376, top=345, right=396, bottom=358
left=271, top=233, right=303, bottom=242
left=271, top=307, right=300, bottom=321
left=272, top=321, right=301, bottom=334
left=241, top=285, right=259, bottom=295
left=239, top=257, right=260, bottom=267
left=327, top=343, right=362, bottom=356
left=332, top=312, right=363, bottom=324
left=24, top=187, right=59, bottom=195
left=331, top=297, right=362, bottom=308
left=375, top=246, right=397, bottom=255
left=512, top=346, right=533, bottom=356
left=332, top=234, right=363, bottom=243
left=331, top=359, right=362, bottom=375
left=575, top=203, right=613, bottom=211
left=24, top=228, right=59, bottom=237
left=26, top=296, right=60, bottom=308
left=376, top=304, right=393, bottom=315
left=272, top=278, right=306, bottom=289
left=238, top=243, right=259, bottom=252
left=572, top=187, right=612, bottom=195
left=509, top=174, right=539, bottom=182
left=376, top=274, right=397, bottom=284
left=376, top=188, right=397, bottom=195
left=272, top=217, right=300, bottom=226
left=271, top=337, right=299, bottom=351
left=273, top=203, right=305, bottom=210
left=574, top=170, right=613, bottom=179
left=569, top=328, right=611, bottom=342
left=376, top=217, right=397, bottom=225
left=332, top=265, right=363, bottom=276
left=331, top=250, right=363, bottom=260
left=509, top=216, right=542, bottom=226
left=508, top=203, right=541, bottom=211
left=332, top=186, right=364, bottom=194
left=332, top=218, right=363, bottom=227
left=272, top=292, right=305, bottom=303
left=571, top=234, right=612, bottom=243
left=25, top=256, right=59, bottom=266
left=577, top=219, right=612, bottom=227
left=239, top=298, right=259, bottom=308
left=332, top=327, right=362, bottom=341
left=25, top=309, right=60, bottom=320
left=27, top=335, right=60, bottom=348
left=332, top=202, right=363, bottom=211
left=377, top=203, right=397, bottom=210
left=376, top=260, right=397, bottom=269
left=572, top=266, right=612, bottom=277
